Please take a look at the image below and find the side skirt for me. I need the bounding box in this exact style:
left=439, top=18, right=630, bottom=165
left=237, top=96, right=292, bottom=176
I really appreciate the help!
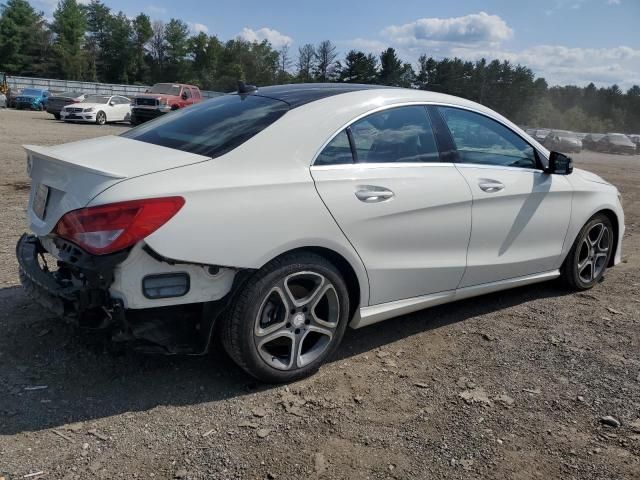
left=350, top=270, right=560, bottom=329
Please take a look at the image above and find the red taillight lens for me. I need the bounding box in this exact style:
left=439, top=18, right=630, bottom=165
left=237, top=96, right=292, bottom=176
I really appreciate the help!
left=54, top=196, right=185, bottom=255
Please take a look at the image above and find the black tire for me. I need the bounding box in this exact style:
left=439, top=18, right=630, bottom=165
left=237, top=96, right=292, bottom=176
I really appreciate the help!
left=96, top=111, right=107, bottom=125
left=221, top=252, right=350, bottom=383
left=54, top=113, right=60, bottom=120
left=561, top=213, right=613, bottom=290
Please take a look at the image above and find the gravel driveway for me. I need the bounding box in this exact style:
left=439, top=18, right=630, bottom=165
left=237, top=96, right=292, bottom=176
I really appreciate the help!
left=1, top=109, right=639, bottom=479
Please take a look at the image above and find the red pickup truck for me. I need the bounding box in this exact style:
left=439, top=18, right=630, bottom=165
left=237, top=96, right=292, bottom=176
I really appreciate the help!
left=130, top=83, right=203, bottom=125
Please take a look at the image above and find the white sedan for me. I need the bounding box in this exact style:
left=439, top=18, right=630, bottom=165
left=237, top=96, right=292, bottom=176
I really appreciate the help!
left=18, top=84, right=624, bottom=382
left=60, top=94, right=131, bottom=125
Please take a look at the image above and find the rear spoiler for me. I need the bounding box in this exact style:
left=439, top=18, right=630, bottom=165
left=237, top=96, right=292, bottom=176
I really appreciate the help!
left=23, top=144, right=127, bottom=179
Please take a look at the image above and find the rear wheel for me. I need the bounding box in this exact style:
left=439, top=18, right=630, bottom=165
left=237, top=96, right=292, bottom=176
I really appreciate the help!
left=54, top=113, right=60, bottom=120
left=96, top=111, right=107, bottom=125
left=562, top=213, right=613, bottom=290
left=221, top=252, right=350, bottom=383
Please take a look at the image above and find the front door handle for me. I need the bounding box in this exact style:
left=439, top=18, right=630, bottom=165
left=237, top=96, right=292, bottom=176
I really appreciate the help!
left=355, top=186, right=395, bottom=203
left=478, top=180, right=505, bottom=193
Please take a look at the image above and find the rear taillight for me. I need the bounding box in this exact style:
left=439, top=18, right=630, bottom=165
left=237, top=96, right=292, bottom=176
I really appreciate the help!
left=54, top=197, right=185, bottom=255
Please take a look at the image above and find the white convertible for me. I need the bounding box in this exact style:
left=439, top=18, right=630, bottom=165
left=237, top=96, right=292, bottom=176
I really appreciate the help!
left=60, top=94, right=131, bottom=125
left=17, top=84, right=624, bottom=382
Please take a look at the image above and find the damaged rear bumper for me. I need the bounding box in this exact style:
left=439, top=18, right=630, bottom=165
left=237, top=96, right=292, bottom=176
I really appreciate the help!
left=16, top=233, right=126, bottom=323
left=16, top=234, right=245, bottom=354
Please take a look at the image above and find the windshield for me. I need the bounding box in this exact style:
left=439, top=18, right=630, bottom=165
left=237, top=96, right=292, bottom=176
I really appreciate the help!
left=59, top=92, right=83, bottom=98
left=122, top=94, right=289, bottom=158
left=22, top=89, right=43, bottom=96
left=148, top=84, right=182, bottom=95
left=82, top=95, right=110, bottom=104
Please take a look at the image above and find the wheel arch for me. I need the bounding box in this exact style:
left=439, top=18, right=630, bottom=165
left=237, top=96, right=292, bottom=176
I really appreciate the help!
left=598, top=208, right=620, bottom=267
left=262, top=246, right=364, bottom=320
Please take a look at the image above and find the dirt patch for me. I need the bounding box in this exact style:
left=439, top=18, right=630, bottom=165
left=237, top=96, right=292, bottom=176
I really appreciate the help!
left=0, top=109, right=639, bottom=479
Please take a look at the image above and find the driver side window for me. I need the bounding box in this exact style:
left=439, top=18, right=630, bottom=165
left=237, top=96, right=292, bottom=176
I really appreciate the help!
left=438, top=107, right=538, bottom=169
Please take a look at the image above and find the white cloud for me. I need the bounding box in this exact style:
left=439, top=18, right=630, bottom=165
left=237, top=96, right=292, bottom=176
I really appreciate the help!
left=145, top=5, right=168, bottom=15
left=382, top=12, right=513, bottom=48
left=188, top=22, right=209, bottom=34
left=342, top=11, right=639, bottom=89
left=464, top=45, right=640, bottom=88
left=237, top=27, right=293, bottom=49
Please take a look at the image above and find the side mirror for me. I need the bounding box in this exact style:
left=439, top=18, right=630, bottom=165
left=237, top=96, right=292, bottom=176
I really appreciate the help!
left=181, top=92, right=188, bottom=100
left=109, top=101, right=115, bottom=106
left=546, top=151, right=573, bottom=175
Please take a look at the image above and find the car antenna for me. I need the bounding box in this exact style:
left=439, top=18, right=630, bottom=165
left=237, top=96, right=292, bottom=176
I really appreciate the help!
left=237, top=81, right=258, bottom=95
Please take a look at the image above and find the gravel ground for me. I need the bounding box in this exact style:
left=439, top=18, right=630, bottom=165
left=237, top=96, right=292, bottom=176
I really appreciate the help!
left=0, top=109, right=639, bottom=479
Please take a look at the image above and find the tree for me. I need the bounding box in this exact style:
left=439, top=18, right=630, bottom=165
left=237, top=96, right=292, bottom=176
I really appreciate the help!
left=0, top=0, right=46, bottom=74
left=84, top=0, right=111, bottom=80
left=338, top=50, right=377, bottom=83
left=164, top=18, right=190, bottom=80
left=148, top=20, right=166, bottom=78
left=378, top=47, right=403, bottom=86
left=313, top=40, right=337, bottom=81
left=297, top=43, right=315, bottom=82
left=102, top=11, right=132, bottom=83
left=277, top=45, right=292, bottom=83
left=131, top=13, right=152, bottom=83
left=51, top=0, right=87, bottom=80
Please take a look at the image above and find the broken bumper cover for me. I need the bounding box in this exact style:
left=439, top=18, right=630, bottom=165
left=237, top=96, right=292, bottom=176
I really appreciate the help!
left=16, top=234, right=127, bottom=322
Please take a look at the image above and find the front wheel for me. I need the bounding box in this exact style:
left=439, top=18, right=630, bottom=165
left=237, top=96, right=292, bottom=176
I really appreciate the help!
left=96, top=111, right=107, bottom=125
left=221, top=252, right=350, bottom=383
left=562, top=213, right=613, bottom=290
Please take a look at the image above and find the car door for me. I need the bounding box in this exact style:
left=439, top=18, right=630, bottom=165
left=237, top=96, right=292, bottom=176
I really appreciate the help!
left=311, top=105, right=472, bottom=306
left=433, top=106, right=572, bottom=288
left=114, top=96, right=130, bottom=120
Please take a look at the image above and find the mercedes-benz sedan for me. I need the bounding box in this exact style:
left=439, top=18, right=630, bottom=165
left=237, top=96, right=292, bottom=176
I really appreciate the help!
left=17, top=84, right=624, bottom=382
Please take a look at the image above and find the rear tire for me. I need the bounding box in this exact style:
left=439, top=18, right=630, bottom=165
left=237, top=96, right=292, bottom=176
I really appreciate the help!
left=96, top=111, right=107, bottom=125
left=561, top=213, right=613, bottom=290
left=221, top=252, right=350, bottom=383
left=54, top=113, right=60, bottom=120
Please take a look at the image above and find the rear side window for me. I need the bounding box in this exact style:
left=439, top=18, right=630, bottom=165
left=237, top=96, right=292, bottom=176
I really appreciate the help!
left=438, top=107, right=537, bottom=169
left=350, top=106, right=440, bottom=163
left=315, top=131, right=353, bottom=166
left=122, top=95, right=289, bottom=158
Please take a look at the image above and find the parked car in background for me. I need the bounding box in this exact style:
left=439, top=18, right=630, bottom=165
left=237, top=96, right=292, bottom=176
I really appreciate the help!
left=594, top=133, right=636, bottom=155
left=583, top=133, right=605, bottom=150
left=130, top=83, right=202, bottom=125
left=532, top=129, right=550, bottom=143
left=16, top=84, right=624, bottom=382
left=15, top=88, right=50, bottom=110
left=629, top=134, right=640, bottom=154
left=60, top=94, right=131, bottom=125
left=543, top=131, right=582, bottom=153
left=47, top=92, right=86, bottom=120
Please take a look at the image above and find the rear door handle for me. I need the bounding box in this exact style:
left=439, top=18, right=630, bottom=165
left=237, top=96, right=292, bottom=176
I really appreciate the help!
left=478, top=180, right=505, bottom=193
left=355, top=186, right=395, bottom=203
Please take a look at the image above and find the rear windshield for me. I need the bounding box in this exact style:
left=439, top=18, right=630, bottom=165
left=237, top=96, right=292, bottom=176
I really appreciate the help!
left=121, top=94, right=290, bottom=158
left=22, top=89, right=43, bottom=96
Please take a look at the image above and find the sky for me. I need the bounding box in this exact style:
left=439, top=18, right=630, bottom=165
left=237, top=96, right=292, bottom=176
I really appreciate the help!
left=32, top=0, right=640, bottom=89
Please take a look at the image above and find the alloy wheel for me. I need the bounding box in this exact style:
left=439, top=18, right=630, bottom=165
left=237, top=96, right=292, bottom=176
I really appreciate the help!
left=577, top=222, right=610, bottom=284
left=253, top=271, right=340, bottom=371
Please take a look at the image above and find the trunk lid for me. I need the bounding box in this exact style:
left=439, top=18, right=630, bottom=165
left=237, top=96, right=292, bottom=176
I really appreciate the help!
left=25, top=135, right=209, bottom=235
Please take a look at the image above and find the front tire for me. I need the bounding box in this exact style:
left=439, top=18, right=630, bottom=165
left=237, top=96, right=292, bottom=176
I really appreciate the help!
left=96, top=111, right=107, bottom=125
left=221, top=252, right=350, bottom=383
left=562, top=213, right=613, bottom=290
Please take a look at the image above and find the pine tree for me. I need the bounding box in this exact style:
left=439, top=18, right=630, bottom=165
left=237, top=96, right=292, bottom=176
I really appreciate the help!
left=51, top=0, right=87, bottom=80
left=0, top=0, right=45, bottom=74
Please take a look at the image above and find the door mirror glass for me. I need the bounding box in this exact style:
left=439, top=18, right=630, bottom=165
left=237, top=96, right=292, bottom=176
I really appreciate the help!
left=546, top=151, right=573, bottom=175
left=109, top=100, right=115, bottom=106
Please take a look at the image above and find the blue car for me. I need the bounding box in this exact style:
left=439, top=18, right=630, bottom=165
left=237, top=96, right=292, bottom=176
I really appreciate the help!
left=15, top=88, right=50, bottom=111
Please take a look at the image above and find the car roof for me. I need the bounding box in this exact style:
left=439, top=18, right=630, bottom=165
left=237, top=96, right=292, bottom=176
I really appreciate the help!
left=236, top=83, right=394, bottom=108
